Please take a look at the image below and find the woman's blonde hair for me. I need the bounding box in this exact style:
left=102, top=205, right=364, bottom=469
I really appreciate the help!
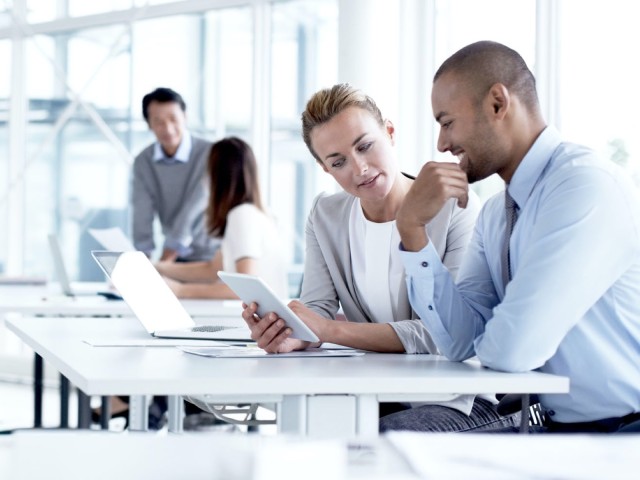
left=301, top=83, right=384, bottom=162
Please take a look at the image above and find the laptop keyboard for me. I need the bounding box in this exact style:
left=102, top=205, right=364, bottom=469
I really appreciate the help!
left=190, top=325, right=233, bottom=333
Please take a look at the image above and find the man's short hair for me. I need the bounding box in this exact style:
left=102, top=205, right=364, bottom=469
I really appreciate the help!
left=142, top=87, right=186, bottom=122
left=434, top=41, right=539, bottom=112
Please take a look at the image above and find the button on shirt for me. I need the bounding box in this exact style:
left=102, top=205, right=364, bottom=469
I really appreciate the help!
left=400, top=126, right=640, bottom=423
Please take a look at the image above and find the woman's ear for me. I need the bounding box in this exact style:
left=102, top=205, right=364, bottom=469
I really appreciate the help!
left=385, top=119, right=396, bottom=145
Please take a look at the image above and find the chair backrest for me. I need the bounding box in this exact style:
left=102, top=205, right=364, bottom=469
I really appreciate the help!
left=496, top=393, right=545, bottom=431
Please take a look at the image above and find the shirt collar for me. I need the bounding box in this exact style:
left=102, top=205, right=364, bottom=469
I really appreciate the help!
left=507, top=126, right=562, bottom=208
left=152, top=131, right=192, bottom=163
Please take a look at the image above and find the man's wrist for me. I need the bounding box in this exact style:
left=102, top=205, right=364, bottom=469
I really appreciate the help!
left=397, top=224, right=429, bottom=252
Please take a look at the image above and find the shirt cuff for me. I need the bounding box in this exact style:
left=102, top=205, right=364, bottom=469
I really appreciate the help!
left=399, top=241, right=445, bottom=278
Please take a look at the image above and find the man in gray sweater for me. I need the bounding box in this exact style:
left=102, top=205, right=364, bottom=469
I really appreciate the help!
left=131, top=87, right=218, bottom=261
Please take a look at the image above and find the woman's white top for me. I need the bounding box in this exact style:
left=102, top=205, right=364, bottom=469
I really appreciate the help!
left=221, top=203, right=288, bottom=298
left=349, top=199, right=404, bottom=324
left=349, top=198, right=477, bottom=414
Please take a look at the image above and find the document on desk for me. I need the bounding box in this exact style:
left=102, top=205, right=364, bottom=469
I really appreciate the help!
left=83, top=337, right=236, bottom=347
left=178, top=346, right=365, bottom=358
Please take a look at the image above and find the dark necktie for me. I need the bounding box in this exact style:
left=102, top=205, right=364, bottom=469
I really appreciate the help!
left=501, top=190, right=518, bottom=289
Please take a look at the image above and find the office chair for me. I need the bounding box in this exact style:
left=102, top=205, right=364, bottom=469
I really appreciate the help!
left=184, top=396, right=276, bottom=429
left=618, top=420, right=640, bottom=433
left=496, top=393, right=545, bottom=433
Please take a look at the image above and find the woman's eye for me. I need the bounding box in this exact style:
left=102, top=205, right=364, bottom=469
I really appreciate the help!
left=358, top=142, right=373, bottom=152
left=332, top=158, right=345, bottom=168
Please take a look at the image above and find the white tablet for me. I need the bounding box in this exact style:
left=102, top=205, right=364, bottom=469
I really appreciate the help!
left=217, top=271, right=319, bottom=343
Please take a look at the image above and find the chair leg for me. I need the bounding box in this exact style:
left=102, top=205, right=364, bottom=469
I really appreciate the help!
left=519, top=394, right=530, bottom=433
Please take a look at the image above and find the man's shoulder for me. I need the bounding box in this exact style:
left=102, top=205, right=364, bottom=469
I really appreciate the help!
left=190, top=135, right=213, bottom=150
left=547, top=142, right=626, bottom=188
left=189, top=136, right=213, bottom=163
left=133, top=143, right=156, bottom=169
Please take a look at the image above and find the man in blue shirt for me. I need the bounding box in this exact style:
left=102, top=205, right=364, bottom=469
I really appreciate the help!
left=131, top=87, right=218, bottom=262
left=396, top=41, right=640, bottom=433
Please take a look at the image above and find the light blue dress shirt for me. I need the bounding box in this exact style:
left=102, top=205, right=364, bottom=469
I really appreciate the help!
left=153, top=130, right=192, bottom=163
left=400, top=126, right=640, bottom=423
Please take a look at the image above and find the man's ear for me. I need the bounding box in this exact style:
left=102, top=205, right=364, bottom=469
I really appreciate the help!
left=487, top=83, right=510, bottom=120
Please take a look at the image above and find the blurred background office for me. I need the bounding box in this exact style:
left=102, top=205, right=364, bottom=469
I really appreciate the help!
left=1, top=0, right=639, bottom=419
left=1, top=0, right=639, bottom=284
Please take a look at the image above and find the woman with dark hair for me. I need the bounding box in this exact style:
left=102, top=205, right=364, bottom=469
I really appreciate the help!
left=156, top=137, right=287, bottom=298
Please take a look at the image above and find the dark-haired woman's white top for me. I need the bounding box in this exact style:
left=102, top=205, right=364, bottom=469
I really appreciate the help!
left=221, top=203, right=288, bottom=298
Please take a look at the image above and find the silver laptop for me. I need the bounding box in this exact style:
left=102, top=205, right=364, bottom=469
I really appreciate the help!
left=91, top=250, right=254, bottom=342
left=48, top=234, right=122, bottom=299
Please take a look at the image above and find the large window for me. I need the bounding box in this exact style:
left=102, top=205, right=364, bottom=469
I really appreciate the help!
left=0, top=39, right=9, bottom=273
left=269, top=0, right=338, bottom=283
left=2, top=0, right=638, bottom=283
left=432, top=0, right=537, bottom=200
left=24, top=27, right=132, bottom=279
left=1, top=0, right=335, bottom=285
left=557, top=1, right=640, bottom=184
left=18, top=5, right=257, bottom=280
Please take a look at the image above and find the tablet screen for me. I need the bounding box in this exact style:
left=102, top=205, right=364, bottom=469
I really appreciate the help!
left=217, top=271, right=319, bottom=343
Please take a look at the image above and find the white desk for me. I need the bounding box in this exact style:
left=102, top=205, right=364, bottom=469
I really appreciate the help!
left=2, top=430, right=635, bottom=480
left=0, top=284, right=244, bottom=429
left=0, top=431, right=416, bottom=480
left=6, top=316, right=569, bottom=437
left=0, top=283, right=243, bottom=317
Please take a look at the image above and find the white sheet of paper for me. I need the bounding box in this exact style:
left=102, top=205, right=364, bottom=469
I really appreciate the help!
left=178, top=346, right=364, bottom=358
left=89, top=227, right=136, bottom=251
left=83, top=337, right=235, bottom=347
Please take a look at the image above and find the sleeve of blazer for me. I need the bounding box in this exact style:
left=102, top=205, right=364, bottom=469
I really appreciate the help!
left=299, top=192, right=341, bottom=320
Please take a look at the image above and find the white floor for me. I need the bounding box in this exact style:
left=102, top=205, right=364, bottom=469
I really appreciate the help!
left=0, top=375, right=79, bottom=432
left=0, top=375, right=276, bottom=434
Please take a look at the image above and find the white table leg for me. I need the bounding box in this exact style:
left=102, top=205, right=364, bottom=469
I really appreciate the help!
left=356, top=394, right=379, bottom=436
left=167, top=395, right=184, bottom=433
left=128, top=395, right=149, bottom=431
left=279, top=395, right=377, bottom=437
left=278, top=395, right=306, bottom=435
